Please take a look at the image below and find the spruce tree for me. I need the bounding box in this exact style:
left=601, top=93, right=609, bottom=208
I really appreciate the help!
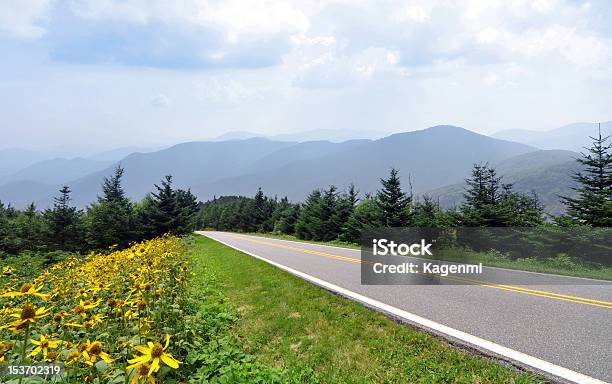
left=295, top=190, right=324, bottom=240
left=376, top=168, right=411, bottom=227
left=460, top=164, right=543, bottom=226
left=86, top=165, right=135, bottom=249
left=339, top=197, right=382, bottom=243
left=561, top=125, right=612, bottom=226
left=44, top=186, right=84, bottom=251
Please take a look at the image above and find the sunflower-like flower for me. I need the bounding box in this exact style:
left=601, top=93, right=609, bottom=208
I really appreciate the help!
left=130, top=364, right=156, bottom=384
left=0, top=282, right=50, bottom=300
left=2, top=266, right=15, bottom=276
left=0, top=341, right=14, bottom=362
left=79, top=340, right=113, bottom=365
left=127, top=335, right=181, bottom=376
left=1, top=303, right=53, bottom=332
left=30, top=334, right=62, bottom=359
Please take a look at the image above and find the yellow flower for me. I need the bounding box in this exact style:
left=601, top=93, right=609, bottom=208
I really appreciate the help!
left=127, top=335, right=181, bottom=376
left=1, top=303, right=52, bottom=332
left=30, top=334, right=62, bottom=359
left=2, top=266, right=15, bottom=275
left=130, top=364, right=156, bottom=384
left=79, top=340, right=113, bottom=365
left=0, top=282, right=50, bottom=300
left=0, top=341, right=14, bottom=362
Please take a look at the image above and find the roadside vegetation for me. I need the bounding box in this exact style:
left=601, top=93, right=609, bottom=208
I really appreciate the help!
left=189, top=235, right=544, bottom=384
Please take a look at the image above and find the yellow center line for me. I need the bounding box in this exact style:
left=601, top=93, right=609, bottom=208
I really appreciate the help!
left=226, top=234, right=612, bottom=309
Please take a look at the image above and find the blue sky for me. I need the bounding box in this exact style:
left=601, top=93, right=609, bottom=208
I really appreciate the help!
left=1, top=0, right=611, bottom=151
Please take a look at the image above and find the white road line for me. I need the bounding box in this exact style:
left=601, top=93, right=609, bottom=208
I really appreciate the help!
left=198, top=232, right=608, bottom=384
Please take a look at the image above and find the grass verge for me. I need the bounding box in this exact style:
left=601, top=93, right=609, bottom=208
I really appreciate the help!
left=246, top=232, right=612, bottom=281
left=189, top=235, right=544, bottom=384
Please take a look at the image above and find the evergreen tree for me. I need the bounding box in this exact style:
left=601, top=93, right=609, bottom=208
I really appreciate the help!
left=459, top=164, right=543, bottom=226
left=339, top=197, right=382, bottom=243
left=140, top=175, right=199, bottom=237
left=272, top=197, right=299, bottom=234
left=376, top=168, right=411, bottom=227
left=561, top=125, right=612, bottom=226
left=13, top=203, right=46, bottom=252
left=86, top=166, right=135, bottom=249
left=295, top=190, right=324, bottom=240
left=44, top=186, right=84, bottom=251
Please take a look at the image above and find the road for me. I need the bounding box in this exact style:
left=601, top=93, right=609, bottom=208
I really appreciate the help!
left=197, top=231, right=612, bottom=384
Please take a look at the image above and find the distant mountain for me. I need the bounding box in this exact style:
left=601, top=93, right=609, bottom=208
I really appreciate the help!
left=45, top=138, right=295, bottom=208
left=1, top=157, right=113, bottom=185
left=193, top=125, right=535, bottom=201
left=0, top=148, right=50, bottom=178
left=88, top=145, right=167, bottom=162
left=493, top=121, right=612, bottom=152
left=211, top=131, right=264, bottom=141
left=0, top=181, right=58, bottom=209
left=426, top=150, right=580, bottom=216
left=209, top=128, right=387, bottom=143
left=0, top=126, right=545, bottom=210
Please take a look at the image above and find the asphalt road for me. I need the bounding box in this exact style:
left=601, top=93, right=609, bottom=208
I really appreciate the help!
left=197, top=231, right=612, bottom=383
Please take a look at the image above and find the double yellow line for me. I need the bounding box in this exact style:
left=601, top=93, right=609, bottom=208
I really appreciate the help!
left=228, top=234, right=612, bottom=309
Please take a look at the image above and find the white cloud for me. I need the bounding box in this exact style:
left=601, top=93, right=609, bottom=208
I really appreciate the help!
left=0, top=0, right=51, bottom=39
left=70, top=0, right=311, bottom=40
left=151, top=93, right=171, bottom=107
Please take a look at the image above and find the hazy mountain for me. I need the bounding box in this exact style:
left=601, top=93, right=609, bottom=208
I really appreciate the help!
left=193, top=125, right=535, bottom=201
left=210, top=128, right=386, bottom=143
left=426, top=150, right=580, bottom=216
left=211, top=131, right=264, bottom=141
left=88, top=146, right=167, bottom=162
left=0, top=126, right=549, bottom=210
left=1, top=157, right=113, bottom=185
left=493, top=121, right=612, bottom=152
left=0, top=148, right=50, bottom=178
left=0, top=181, right=58, bottom=209
left=44, top=138, right=295, bottom=208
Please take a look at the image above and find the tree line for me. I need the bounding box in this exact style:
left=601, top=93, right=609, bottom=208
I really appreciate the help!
left=0, top=167, right=199, bottom=257
left=197, top=129, right=612, bottom=244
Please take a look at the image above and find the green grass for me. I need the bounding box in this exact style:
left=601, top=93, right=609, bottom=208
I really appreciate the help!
left=189, top=235, right=544, bottom=384
left=247, top=232, right=612, bottom=281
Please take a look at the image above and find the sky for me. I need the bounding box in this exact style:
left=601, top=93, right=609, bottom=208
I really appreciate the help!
left=1, top=0, right=612, bottom=152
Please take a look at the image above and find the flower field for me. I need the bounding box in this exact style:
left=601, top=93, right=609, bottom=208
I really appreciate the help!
left=0, top=235, right=189, bottom=383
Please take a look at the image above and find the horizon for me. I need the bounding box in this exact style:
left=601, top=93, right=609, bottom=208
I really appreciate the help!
left=2, top=1, right=612, bottom=152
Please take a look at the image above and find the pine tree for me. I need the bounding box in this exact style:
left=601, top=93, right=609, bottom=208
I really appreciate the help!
left=561, top=125, right=612, bottom=226
left=376, top=168, right=411, bottom=227
left=44, top=186, right=84, bottom=251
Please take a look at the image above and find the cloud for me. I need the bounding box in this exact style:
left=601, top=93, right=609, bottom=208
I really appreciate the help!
left=0, top=0, right=51, bottom=39
left=151, top=93, right=171, bottom=107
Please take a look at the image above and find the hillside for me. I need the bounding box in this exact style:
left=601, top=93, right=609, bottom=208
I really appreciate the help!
left=426, top=150, right=580, bottom=215
left=193, top=125, right=535, bottom=201
left=1, top=157, right=113, bottom=185
left=493, top=121, right=612, bottom=152
left=0, top=125, right=552, bottom=210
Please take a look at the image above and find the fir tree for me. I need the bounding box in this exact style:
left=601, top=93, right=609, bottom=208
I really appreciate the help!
left=86, top=165, right=135, bottom=249
left=44, top=186, right=84, bottom=251
left=561, top=125, right=612, bottom=226
left=376, top=168, right=411, bottom=227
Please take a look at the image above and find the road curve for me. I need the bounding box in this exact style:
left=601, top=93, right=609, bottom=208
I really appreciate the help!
left=197, top=231, right=612, bottom=383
